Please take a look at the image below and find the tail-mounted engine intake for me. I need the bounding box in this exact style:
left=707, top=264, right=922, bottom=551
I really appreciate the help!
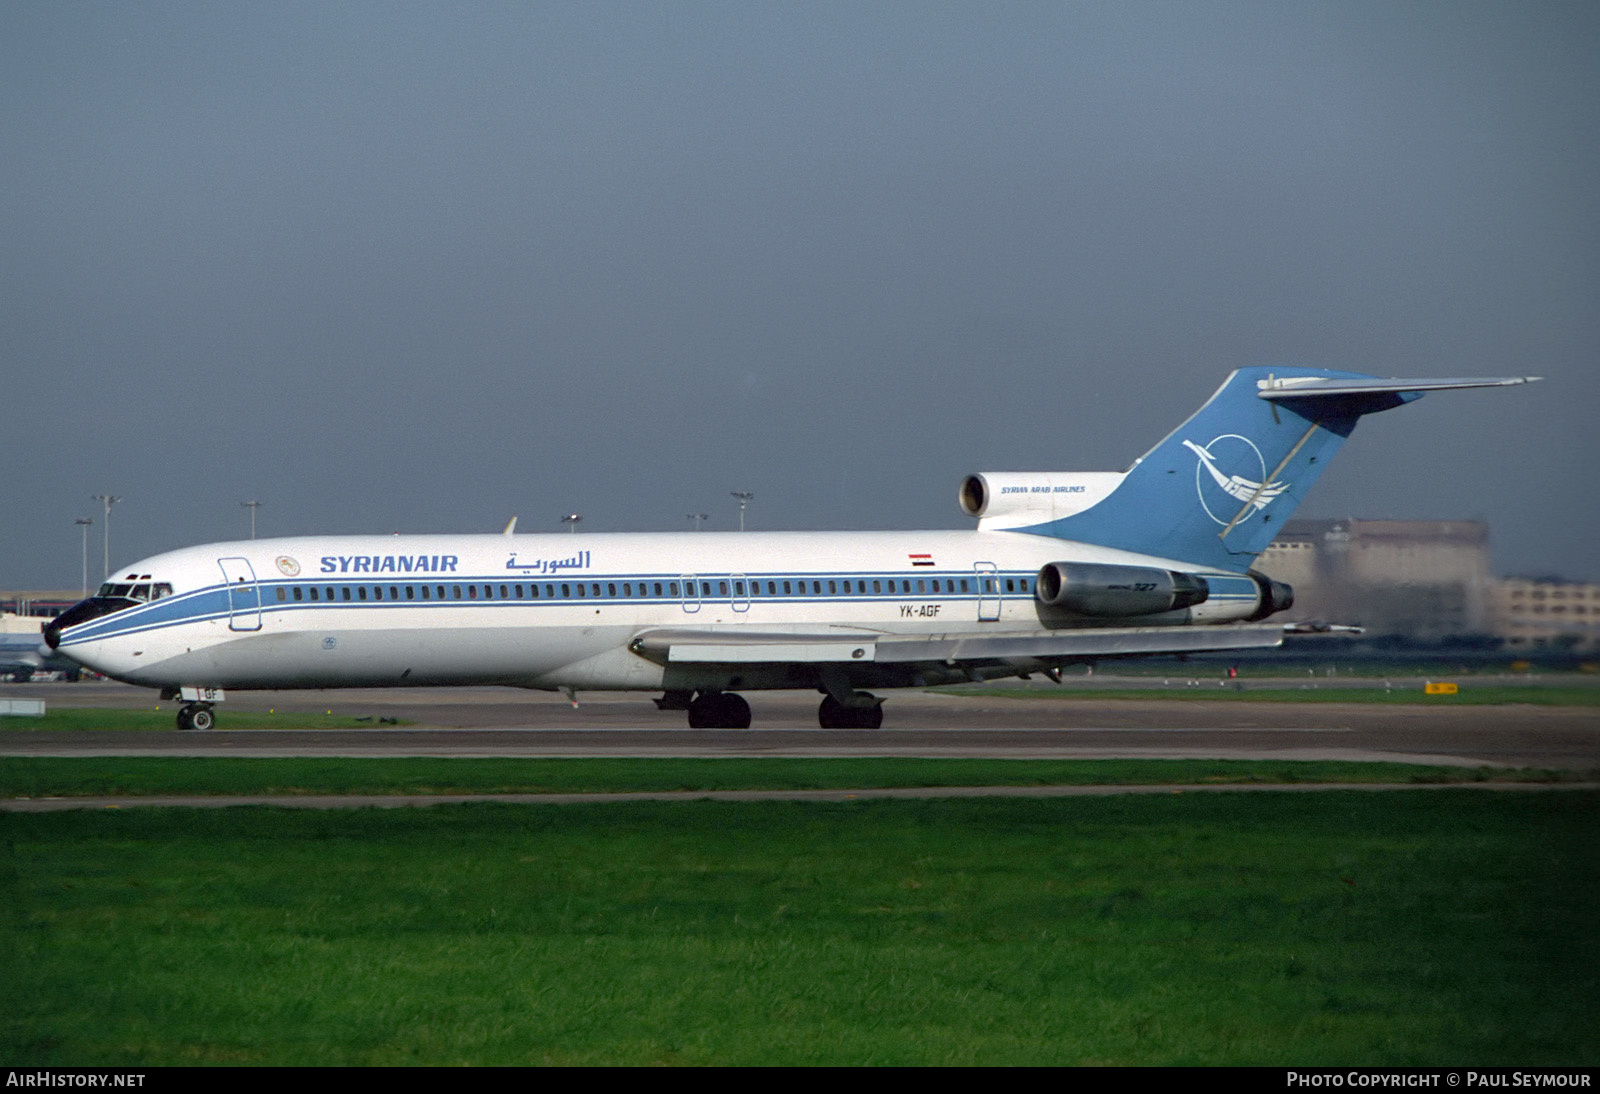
left=1246, top=570, right=1295, bottom=621
left=1035, top=562, right=1210, bottom=618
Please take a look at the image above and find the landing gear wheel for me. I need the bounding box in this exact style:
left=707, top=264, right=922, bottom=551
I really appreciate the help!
left=177, top=703, right=214, bottom=731
left=818, top=694, right=882, bottom=729
left=686, top=692, right=752, bottom=729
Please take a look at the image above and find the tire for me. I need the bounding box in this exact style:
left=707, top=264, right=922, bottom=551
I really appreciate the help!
left=687, top=693, right=719, bottom=729
left=175, top=707, right=194, bottom=731
left=818, top=694, right=881, bottom=729
left=719, top=693, right=751, bottom=729
left=189, top=706, right=214, bottom=731
left=689, top=692, right=751, bottom=729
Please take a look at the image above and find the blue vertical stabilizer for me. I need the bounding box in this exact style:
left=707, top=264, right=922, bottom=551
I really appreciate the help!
left=1023, top=367, right=1425, bottom=572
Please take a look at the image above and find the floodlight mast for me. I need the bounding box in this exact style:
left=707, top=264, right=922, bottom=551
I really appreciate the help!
left=730, top=491, right=754, bottom=532
left=74, top=518, right=93, bottom=597
left=91, top=495, right=121, bottom=580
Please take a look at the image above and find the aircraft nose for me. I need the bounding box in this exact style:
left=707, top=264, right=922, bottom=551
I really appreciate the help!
left=42, top=619, right=61, bottom=649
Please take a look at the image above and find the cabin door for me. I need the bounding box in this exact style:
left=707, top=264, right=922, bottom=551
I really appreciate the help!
left=217, top=557, right=262, bottom=631
left=974, top=561, right=1001, bottom=622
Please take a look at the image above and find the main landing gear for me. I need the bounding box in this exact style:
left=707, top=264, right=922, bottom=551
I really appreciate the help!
left=175, top=703, right=214, bottom=731
left=686, top=691, right=752, bottom=729
left=817, top=693, right=883, bottom=730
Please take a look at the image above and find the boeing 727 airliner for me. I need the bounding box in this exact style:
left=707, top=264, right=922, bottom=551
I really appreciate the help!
left=45, top=368, right=1536, bottom=730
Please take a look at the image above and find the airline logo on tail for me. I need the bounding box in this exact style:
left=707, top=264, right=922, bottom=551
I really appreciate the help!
left=1183, top=436, right=1290, bottom=526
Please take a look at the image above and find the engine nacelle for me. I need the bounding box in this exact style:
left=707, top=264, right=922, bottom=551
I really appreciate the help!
left=1035, top=562, right=1210, bottom=617
left=959, top=472, right=1125, bottom=530
left=1246, top=570, right=1295, bottom=621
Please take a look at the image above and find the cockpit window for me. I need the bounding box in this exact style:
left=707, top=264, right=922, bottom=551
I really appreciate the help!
left=96, top=581, right=169, bottom=602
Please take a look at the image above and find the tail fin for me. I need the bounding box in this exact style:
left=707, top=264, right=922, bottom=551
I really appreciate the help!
left=1023, top=367, right=1536, bottom=573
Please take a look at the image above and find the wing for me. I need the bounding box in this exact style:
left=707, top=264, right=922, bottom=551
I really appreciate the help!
left=630, top=624, right=1288, bottom=676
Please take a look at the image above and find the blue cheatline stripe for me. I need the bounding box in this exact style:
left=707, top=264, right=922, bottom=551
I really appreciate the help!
left=60, top=569, right=1041, bottom=643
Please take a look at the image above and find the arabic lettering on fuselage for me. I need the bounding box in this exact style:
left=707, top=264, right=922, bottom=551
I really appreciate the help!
left=505, top=550, right=592, bottom=574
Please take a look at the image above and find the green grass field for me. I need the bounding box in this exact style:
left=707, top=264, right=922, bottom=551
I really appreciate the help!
left=0, top=756, right=1587, bottom=799
left=5, top=791, right=1597, bottom=1065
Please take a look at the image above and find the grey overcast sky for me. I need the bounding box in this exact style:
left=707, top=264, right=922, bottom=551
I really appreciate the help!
left=3, top=1, right=1596, bottom=590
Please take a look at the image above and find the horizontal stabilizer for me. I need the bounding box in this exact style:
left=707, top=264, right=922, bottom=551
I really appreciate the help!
left=1257, top=375, right=1539, bottom=401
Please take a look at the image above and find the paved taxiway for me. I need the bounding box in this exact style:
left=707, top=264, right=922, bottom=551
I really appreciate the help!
left=2, top=681, right=1596, bottom=770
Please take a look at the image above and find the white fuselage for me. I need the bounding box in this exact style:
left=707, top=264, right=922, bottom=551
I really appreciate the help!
left=55, top=529, right=1266, bottom=694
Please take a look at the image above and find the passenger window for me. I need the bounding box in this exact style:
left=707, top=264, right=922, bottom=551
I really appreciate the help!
left=498, top=585, right=507, bottom=598
left=375, top=586, right=384, bottom=601
left=719, top=581, right=729, bottom=596
left=623, top=583, right=632, bottom=597
left=655, top=583, right=665, bottom=596
left=421, top=586, right=430, bottom=600
left=734, top=581, right=743, bottom=596
left=468, top=586, right=476, bottom=599
left=576, top=584, right=585, bottom=598
left=359, top=587, right=368, bottom=601
left=873, top=580, right=882, bottom=594
left=608, top=583, right=617, bottom=597
left=591, top=583, right=601, bottom=597
left=561, top=584, right=571, bottom=598
left=828, top=581, right=836, bottom=594
left=783, top=581, right=791, bottom=595
left=309, top=587, right=319, bottom=601
left=390, top=586, right=399, bottom=600
left=453, top=585, right=462, bottom=599
left=768, top=581, right=777, bottom=595
left=277, top=588, right=286, bottom=602
left=917, top=580, right=925, bottom=593
left=669, top=582, right=679, bottom=596
left=406, top=586, right=415, bottom=600
left=293, top=587, right=303, bottom=602
left=515, top=585, right=524, bottom=598
left=342, top=587, right=352, bottom=601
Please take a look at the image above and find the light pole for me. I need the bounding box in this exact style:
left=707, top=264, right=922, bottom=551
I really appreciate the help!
left=241, top=500, right=261, bottom=539
left=92, top=495, right=121, bottom=580
left=75, top=518, right=93, bottom=597
left=687, top=513, right=708, bottom=531
left=561, top=513, right=582, bottom=533
left=730, top=491, right=754, bottom=532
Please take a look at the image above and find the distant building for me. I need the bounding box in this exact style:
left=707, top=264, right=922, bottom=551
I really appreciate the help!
left=1489, top=577, right=1600, bottom=650
left=1256, top=519, right=1492, bottom=639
